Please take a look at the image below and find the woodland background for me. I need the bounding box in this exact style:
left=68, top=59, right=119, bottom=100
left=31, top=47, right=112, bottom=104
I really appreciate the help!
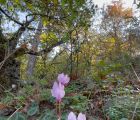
left=0, top=0, right=140, bottom=119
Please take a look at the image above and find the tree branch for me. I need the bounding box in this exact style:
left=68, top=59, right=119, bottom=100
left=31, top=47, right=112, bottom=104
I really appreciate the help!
left=0, top=7, right=23, bottom=26
left=0, top=7, right=35, bottom=51
left=26, top=13, right=69, bottom=20
left=26, top=40, right=64, bottom=56
left=0, top=13, right=5, bottom=43
left=8, top=17, right=34, bottom=51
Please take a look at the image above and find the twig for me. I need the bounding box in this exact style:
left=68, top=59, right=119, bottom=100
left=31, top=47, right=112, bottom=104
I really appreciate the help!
left=130, top=63, right=140, bottom=120
left=131, top=99, right=139, bottom=120
left=0, top=49, right=17, bottom=70
left=7, top=106, right=22, bottom=120
left=130, top=64, right=140, bottom=81
left=0, top=7, right=23, bottom=26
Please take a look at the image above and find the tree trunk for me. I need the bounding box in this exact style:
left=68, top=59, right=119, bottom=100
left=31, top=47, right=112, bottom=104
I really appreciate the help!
left=26, top=20, right=42, bottom=77
left=0, top=41, right=20, bottom=92
left=0, top=58, right=20, bottom=87
left=0, top=14, right=33, bottom=92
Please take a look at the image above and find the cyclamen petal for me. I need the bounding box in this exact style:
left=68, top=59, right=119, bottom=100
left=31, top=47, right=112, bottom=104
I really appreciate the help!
left=51, top=82, right=58, bottom=97
left=51, top=81, right=65, bottom=102
left=67, top=112, right=77, bottom=120
left=77, top=113, right=86, bottom=120
left=67, top=112, right=86, bottom=120
left=58, top=73, right=70, bottom=85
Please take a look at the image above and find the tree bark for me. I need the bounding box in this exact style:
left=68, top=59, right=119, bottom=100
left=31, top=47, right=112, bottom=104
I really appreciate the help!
left=0, top=12, right=34, bottom=92
left=26, top=20, right=42, bottom=77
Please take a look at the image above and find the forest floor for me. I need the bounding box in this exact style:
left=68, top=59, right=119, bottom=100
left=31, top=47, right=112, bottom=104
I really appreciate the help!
left=0, top=79, right=140, bottom=120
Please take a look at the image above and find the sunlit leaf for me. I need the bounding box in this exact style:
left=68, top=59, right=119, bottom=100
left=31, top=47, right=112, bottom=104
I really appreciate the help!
left=43, top=19, right=49, bottom=26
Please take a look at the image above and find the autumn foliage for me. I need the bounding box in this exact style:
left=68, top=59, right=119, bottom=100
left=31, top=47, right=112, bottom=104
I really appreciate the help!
left=107, top=0, right=133, bottom=18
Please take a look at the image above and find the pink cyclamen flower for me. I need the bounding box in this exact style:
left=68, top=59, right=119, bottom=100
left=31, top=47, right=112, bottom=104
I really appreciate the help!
left=57, top=73, right=70, bottom=85
left=67, top=112, right=77, bottom=120
left=77, top=113, right=86, bottom=120
left=51, top=81, right=65, bottom=102
left=67, top=112, right=86, bottom=120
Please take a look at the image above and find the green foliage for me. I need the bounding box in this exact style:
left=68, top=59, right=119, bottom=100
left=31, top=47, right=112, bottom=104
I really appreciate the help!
left=61, top=33, right=70, bottom=42
left=10, top=112, right=27, bottom=120
left=39, top=109, right=68, bottom=120
left=27, top=101, right=39, bottom=116
left=0, top=116, right=7, bottom=120
left=1, top=94, right=14, bottom=105
left=69, top=95, right=88, bottom=112
left=40, top=32, right=58, bottom=44
left=64, top=83, right=88, bottom=112
left=39, top=109, right=57, bottom=120
left=104, top=95, right=140, bottom=120
left=120, top=118, right=128, bottom=120
left=23, top=84, right=35, bottom=94
left=40, top=89, right=55, bottom=104
left=0, top=0, right=6, bottom=4
left=1, top=0, right=140, bottom=119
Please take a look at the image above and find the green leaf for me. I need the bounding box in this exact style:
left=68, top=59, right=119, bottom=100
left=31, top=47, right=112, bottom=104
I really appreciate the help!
left=27, top=3, right=33, bottom=10
left=0, top=116, right=7, bottom=120
left=10, top=112, right=26, bottom=120
left=61, top=0, right=67, bottom=7
left=27, top=101, right=39, bottom=116
left=40, top=33, right=47, bottom=42
left=43, top=19, right=49, bottom=26
left=0, top=0, right=6, bottom=4
left=120, top=118, right=128, bottom=120
left=39, top=109, right=57, bottom=120
left=98, top=60, right=106, bottom=67
left=53, top=0, right=58, bottom=6
left=14, top=0, right=20, bottom=4
left=61, top=33, right=69, bottom=42
left=48, top=32, right=57, bottom=40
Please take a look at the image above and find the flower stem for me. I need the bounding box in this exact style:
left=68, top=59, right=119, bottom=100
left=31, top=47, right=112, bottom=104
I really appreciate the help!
left=56, top=101, right=61, bottom=120
left=58, top=101, right=61, bottom=120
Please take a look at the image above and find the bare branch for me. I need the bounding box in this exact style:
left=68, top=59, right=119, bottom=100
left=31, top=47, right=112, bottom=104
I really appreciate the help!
left=9, top=17, right=34, bottom=51
left=27, top=40, right=64, bottom=56
left=0, top=7, right=23, bottom=26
